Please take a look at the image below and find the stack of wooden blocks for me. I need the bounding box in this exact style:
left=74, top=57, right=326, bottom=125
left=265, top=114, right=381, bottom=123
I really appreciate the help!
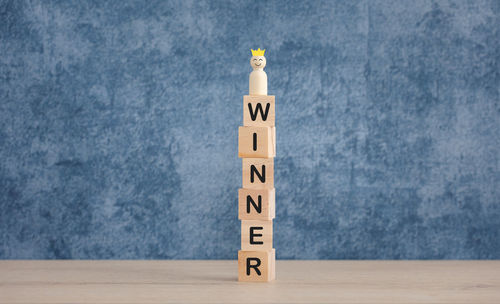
left=238, top=95, right=276, bottom=282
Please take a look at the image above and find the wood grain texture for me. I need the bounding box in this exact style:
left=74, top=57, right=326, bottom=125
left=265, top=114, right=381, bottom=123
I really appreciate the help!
left=243, top=95, right=275, bottom=127
left=238, top=249, right=276, bottom=282
left=241, top=220, right=273, bottom=251
left=238, top=188, right=275, bottom=220
left=0, top=260, right=499, bottom=304
left=242, top=158, right=274, bottom=189
left=238, top=126, right=275, bottom=158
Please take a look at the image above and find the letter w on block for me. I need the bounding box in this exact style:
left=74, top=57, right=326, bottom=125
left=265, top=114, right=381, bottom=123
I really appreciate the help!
left=249, top=103, right=270, bottom=121
left=243, top=95, right=275, bottom=127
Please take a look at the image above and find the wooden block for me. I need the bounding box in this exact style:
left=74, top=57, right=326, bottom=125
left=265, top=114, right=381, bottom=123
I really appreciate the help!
left=243, top=95, right=275, bottom=127
left=241, top=220, right=273, bottom=251
left=242, top=158, right=274, bottom=189
left=238, top=126, right=275, bottom=158
left=273, top=125, right=276, bottom=155
left=238, top=249, right=275, bottom=282
left=238, top=188, right=275, bottom=220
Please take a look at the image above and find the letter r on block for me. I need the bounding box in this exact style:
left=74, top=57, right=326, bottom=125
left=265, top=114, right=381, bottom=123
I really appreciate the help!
left=238, top=249, right=275, bottom=282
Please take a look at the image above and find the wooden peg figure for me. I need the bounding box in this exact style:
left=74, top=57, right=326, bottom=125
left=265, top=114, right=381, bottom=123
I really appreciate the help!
left=249, top=48, right=267, bottom=96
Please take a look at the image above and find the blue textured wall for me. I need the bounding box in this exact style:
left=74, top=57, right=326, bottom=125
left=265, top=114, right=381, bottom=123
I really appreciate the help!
left=1, top=0, right=499, bottom=259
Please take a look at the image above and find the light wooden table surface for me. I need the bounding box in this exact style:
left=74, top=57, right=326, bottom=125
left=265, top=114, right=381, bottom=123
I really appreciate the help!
left=1, top=260, right=499, bottom=303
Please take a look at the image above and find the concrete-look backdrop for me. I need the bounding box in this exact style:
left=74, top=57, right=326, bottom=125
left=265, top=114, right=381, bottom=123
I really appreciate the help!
left=1, top=0, right=499, bottom=259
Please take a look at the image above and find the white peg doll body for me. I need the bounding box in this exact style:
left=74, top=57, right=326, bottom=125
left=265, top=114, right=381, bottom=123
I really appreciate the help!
left=249, top=48, right=267, bottom=95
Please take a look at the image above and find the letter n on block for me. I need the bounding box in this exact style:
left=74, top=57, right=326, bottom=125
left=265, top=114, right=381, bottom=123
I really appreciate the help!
left=238, top=188, right=275, bottom=220
left=242, top=158, right=274, bottom=189
left=243, top=95, right=275, bottom=127
left=238, top=249, right=275, bottom=282
left=238, top=126, right=275, bottom=158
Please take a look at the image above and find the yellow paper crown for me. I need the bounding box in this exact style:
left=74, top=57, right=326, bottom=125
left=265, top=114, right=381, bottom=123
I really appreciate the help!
left=251, top=48, right=266, bottom=56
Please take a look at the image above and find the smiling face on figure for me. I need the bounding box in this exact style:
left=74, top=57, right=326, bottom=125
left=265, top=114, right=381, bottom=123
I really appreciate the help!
left=251, top=56, right=266, bottom=69
left=250, top=48, right=266, bottom=70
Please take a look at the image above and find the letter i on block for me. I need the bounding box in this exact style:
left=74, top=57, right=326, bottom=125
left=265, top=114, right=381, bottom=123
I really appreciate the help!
left=238, top=126, right=275, bottom=158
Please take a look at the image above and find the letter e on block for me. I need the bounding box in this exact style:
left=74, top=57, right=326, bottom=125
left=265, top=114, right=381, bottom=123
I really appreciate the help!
left=238, top=249, right=275, bottom=282
left=241, top=220, right=273, bottom=251
left=243, top=95, right=275, bottom=127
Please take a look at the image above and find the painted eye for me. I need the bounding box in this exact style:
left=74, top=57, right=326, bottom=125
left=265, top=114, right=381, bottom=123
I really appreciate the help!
left=253, top=59, right=257, bottom=61
left=259, top=58, right=263, bottom=61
